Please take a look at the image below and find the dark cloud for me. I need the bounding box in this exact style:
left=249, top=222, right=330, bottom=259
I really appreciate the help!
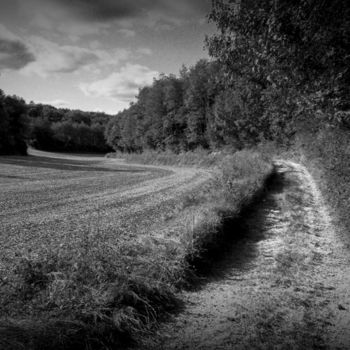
left=49, top=0, right=211, bottom=22
left=0, top=0, right=20, bottom=19
left=0, top=39, right=35, bottom=70
left=56, top=0, right=144, bottom=20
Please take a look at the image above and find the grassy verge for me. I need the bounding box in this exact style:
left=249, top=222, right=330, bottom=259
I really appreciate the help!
left=293, top=127, right=350, bottom=242
left=181, top=150, right=274, bottom=275
left=106, top=148, right=235, bottom=168
left=1, top=149, right=273, bottom=349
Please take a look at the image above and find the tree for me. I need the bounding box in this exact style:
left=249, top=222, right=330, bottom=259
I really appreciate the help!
left=0, top=91, right=28, bottom=155
left=207, top=0, right=350, bottom=140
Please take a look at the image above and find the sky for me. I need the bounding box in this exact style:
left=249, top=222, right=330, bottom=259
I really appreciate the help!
left=0, top=0, right=215, bottom=114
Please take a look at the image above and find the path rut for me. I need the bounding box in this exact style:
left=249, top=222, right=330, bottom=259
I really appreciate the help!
left=145, top=160, right=350, bottom=350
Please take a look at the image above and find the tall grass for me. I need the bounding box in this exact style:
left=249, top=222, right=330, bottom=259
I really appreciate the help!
left=0, top=149, right=273, bottom=349
left=106, top=147, right=236, bottom=168
left=294, top=127, right=350, bottom=241
left=181, top=150, right=274, bottom=273
left=0, top=227, right=181, bottom=349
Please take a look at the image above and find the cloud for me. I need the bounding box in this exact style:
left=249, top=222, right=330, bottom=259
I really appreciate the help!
left=136, top=47, right=152, bottom=56
left=32, top=0, right=210, bottom=24
left=51, top=0, right=148, bottom=21
left=0, top=24, right=35, bottom=71
left=57, top=22, right=110, bottom=42
left=94, top=48, right=130, bottom=67
left=21, top=37, right=99, bottom=76
left=20, top=36, right=130, bottom=77
left=0, top=39, right=36, bottom=70
left=80, top=63, right=158, bottom=102
left=37, top=99, right=70, bottom=108
left=0, top=29, right=142, bottom=78
left=8, top=0, right=211, bottom=43
left=118, top=29, right=136, bottom=38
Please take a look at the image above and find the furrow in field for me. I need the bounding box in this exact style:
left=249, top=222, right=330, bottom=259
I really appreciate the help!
left=0, top=151, right=213, bottom=270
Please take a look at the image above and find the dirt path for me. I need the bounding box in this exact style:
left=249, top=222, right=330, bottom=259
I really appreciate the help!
left=145, top=160, right=350, bottom=349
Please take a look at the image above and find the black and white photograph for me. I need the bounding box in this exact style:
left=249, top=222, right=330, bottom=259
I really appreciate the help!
left=0, top=0, right=349, bottom=349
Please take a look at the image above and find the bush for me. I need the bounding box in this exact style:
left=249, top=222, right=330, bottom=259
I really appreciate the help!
left=295, top=127, right=350, bottom=241
left=183, top=150, right=273, bottom=271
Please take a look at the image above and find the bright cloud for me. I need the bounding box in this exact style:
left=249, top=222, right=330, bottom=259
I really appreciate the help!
left=80, top=63, right=159, bottom=101
left=118, top=29, right=136, bottom=38
left=21, top=36, right=98, bottom=76
left=36, top=99, right=70, bottom=108
left=136, top=48, right=152, bottom=56
left=0, top=25, right=152, bottom=78
left=20, top=36, right=131, bottom=77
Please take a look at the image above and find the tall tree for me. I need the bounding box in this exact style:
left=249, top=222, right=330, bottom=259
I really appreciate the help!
left=207, top=0, right=350, bottom=138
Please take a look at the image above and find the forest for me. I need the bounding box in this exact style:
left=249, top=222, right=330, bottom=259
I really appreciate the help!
left=0, top=91, right=28, bottom=155
left=104, top=0, right=350, bottom=236
left=105, top=0, right=349, bottom=153
left=1, top=0, right=349, bottom=162
left=27, top=104, right=112, bottom=153
left=0, top=90, right=112, bottom=154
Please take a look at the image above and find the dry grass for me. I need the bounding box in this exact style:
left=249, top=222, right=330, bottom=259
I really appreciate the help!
left=106, top=148, right=235, bottom=168
left=181, top=150, right=273, bottom=274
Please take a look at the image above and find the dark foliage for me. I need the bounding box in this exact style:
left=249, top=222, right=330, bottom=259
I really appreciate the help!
left=27, top=103, right=112, bottom=153
left=205, top=0, right=350, bottom=239
left=0, top=90, right=28, bottom=155
left=104, top=62, right=245, bottom=153
left=206, top=0, right=350, bottom=136
left=106, top=1, right=349, bottom=153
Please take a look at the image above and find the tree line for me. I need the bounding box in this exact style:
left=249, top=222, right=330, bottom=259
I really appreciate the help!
left=105, top=0, right=349, bottom=153
left=105, top=61, right=243, bottom=153
left=105, top=59, right=271, bottom=153
left=0, top=89, right=112, bottom=155
left=0, top=90, right=28, bottom=155
left=28, top=104, right=111, bottom=153
left=1, top=0, right=349, bottom=156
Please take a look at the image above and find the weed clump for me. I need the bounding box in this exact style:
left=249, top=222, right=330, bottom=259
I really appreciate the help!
left=181, top=150, right=273, bottom=274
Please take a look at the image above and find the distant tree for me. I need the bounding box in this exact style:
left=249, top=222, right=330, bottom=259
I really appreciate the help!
left=26, top=103, right=112, bottom=153
left=0, top=91, right=28, bottom=155
left=29, top=118, right=56, bottom=151
left=105, top=116, right=123, bottom=151
left=142, top=81, right=166, bottom=149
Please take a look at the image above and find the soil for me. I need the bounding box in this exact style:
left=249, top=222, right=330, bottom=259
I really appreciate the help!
left=143, top=160, right=350, bottom=350
left=0, top=149, right=212, bottom=267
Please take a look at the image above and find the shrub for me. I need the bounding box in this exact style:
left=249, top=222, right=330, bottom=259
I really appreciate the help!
left=182, top=150, right=273, bottom=273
